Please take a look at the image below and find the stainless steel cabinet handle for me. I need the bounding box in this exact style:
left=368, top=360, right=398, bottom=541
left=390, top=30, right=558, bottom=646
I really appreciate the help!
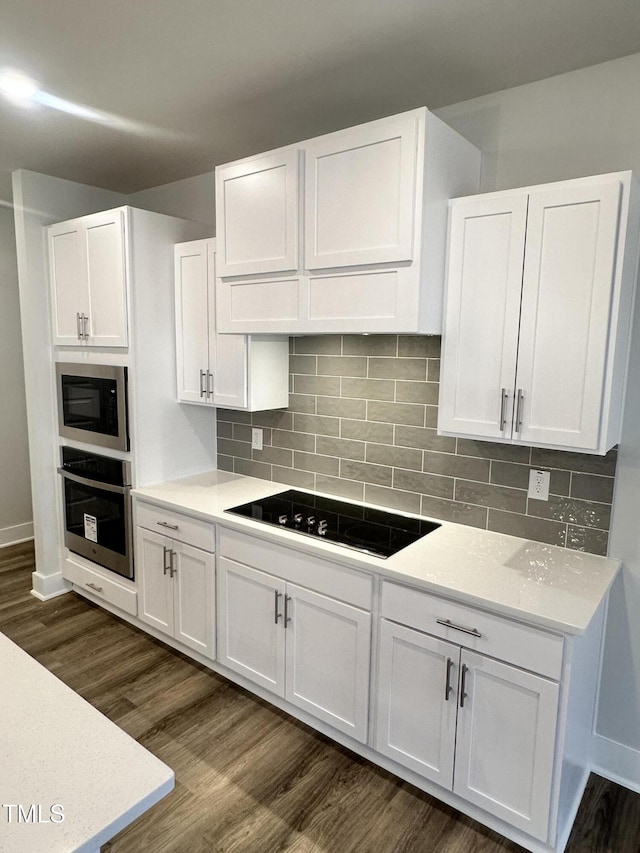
left=76, top=312, right=82, bottom=340
left=284, top=594, right=292, bottom=627
left=163, top=545, right=171, bottom=575
left=199, top=370, right=207, bottom=398
left=169, top=551, right=176, bottom=578
left=436, top=618, right=482, bottom=639
left=274, top=590, right=282, bottom=624
left=86, top=582, right=103, bottom=593
left=515, top=388, right=524, bottom=432
left=157, top=521, right=179, bottom=530
left=206, top=370, right=214, bottom=398
left=82, top=313, right=89, bottom=339
left=459, top=663, right=469, bottom=708
left=444, top=657, right=454, bottom=701
left=499, top=388, right=509, bottom=430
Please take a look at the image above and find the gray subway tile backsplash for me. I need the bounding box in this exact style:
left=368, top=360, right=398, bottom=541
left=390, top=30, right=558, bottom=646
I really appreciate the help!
left=216, top=334, right=618, bottom=556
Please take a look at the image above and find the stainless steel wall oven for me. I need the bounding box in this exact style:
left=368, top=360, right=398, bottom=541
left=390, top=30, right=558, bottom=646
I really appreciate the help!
left=56, top=362, right=129, bottom=451
left=59, top=447, right=133, bottom=579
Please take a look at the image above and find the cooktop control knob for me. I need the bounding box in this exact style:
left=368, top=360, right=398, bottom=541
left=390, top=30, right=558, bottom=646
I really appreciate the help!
left=293, top=513, right=303, bottom=525
left=318, top=520, right=328, bottom=536
left=278, top=514, right=288, bottom=525
left=306, top=515, right=315, bottom=528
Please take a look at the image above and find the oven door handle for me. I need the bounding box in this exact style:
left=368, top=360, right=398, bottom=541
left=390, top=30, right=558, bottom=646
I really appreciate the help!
left=57, top=468, right=131, bottom=494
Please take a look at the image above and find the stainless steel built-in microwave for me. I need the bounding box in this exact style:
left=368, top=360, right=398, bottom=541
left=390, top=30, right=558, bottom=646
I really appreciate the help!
left=56, top=362, right=130, bottom=451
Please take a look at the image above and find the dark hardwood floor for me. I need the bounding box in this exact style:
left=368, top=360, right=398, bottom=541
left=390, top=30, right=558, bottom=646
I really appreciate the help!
left=1, top=541, right=639, bottom=852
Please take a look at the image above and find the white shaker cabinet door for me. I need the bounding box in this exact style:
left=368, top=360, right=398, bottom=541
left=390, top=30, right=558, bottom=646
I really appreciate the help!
left=439, top=194, right=528, bottom=439
left=514, top=179, right=622, bottom=450
left=216, top=149, right=300, bottom=277
left=48, top=223, right=90, bottom=345
left=173, top=541, right=215, bottom=659
left=453, top=650, right=559, bottom=842
left=304, top=111, right=418, bottom=270
left=212, top=333, right=248, bottom=409
left=136, top=527, right=174, bottom=638
left=375, top=620, right=458, bottom=788
left=284, top=583, right=371, bottom=743
left=84, top=209, right=128, bottom=347
left=217, top=557, right=286, bottom=697
left=175, top=240, right=213, bottom=404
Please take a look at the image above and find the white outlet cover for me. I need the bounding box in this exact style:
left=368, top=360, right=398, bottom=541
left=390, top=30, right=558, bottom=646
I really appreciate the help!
left=251, top=428, right=263, bottom=451
left=528, top=469, right=550, bottom=501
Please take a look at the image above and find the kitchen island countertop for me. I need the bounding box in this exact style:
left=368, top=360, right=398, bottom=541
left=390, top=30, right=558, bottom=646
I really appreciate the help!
left=0, top=632, right=173, bottom=852
left=133, top=470, right=621, bottom=636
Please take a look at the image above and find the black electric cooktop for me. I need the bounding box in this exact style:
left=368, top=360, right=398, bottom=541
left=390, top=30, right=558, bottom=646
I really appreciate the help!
left=225, top=489, right=440, bottom=558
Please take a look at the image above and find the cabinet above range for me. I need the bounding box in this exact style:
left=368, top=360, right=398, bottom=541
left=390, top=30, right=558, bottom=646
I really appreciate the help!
left=214, top=107, right=480, bottom=335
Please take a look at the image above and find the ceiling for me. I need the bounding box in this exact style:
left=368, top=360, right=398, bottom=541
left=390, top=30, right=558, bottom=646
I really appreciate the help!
left=2, top=0, right=640, bottom=195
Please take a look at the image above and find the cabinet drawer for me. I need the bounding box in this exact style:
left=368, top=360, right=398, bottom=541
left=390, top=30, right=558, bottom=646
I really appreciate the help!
left=135, top=501, right=215, bottom=552
left=380, top=581, right=563, bottom=680
left=219, top=527, right=373, bottom=610
left=64, top=557, right=137, bottom=616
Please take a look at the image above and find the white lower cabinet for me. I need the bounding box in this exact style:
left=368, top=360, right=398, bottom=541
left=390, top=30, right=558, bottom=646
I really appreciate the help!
left=135, top=502, right=215, bottom=659
left=376, top=582, right=563, bottom=846
left=217, top=530, right=372, bottom=743
left=376, top=620, right=458, bottom=787
left=453, top=651, right=558, bottom=840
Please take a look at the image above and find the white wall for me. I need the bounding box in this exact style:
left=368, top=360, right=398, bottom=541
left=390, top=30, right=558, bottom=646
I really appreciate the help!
left=128, top=173, right=215, bottom=227
left=436, top=52, right=640, bottom=789
left=12, top=171, right=125, bottom=598
left=435, top=52, right=640, bottom=192
left=0, top=203, right=32, bottom=546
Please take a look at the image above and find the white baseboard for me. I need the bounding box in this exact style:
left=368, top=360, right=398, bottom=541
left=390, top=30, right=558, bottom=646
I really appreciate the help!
left=0, top=521, right=34, bottom=549
left=591, top=732, right=640, bottom=793
left=30, top=570, right=72, bottom=600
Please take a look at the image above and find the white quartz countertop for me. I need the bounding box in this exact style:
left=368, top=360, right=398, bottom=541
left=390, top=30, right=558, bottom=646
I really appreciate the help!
left=0, top=633, right=173, bottom=852
left=133, top=471, right=621, bottom=636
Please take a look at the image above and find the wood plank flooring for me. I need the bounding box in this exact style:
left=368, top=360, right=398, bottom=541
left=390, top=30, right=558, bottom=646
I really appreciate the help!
left=1, top=541, right=639, bottom=852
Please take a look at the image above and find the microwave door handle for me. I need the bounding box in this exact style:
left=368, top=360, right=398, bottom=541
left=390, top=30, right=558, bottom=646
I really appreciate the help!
left=57, top=468, right=131, bottom=495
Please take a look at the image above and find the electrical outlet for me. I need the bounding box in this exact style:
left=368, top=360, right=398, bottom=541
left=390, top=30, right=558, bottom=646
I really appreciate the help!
left=528, top=469, right=550, bottom=501
left=251, top=428, right=263, bottom=451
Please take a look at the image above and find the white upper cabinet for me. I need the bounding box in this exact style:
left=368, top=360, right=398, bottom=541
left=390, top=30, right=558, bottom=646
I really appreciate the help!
left=439, top=172, right=640, bottom=454
left=215, top=107, right=480, bottom=335
left=216, top=149, right=300, bottom=277
left=304, top=112, right=417, bottom=269
left=48, top=208, right=128, bottom=347
left=174, top=238, right=289, bottom=411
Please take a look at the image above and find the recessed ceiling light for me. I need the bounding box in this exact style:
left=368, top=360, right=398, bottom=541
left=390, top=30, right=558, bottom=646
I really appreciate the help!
left=0, top=70, right=40, bottom=107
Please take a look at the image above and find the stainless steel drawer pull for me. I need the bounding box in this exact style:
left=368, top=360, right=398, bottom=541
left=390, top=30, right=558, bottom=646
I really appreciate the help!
left=444, top=657, right=454, bottom=701
left=459, top=663, right=469, bottom=708
left=86, top=582, right=103, bottom=593
left=157, top=521, right=179, bottom=530
left=436, top=618, right=482, bottom=639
